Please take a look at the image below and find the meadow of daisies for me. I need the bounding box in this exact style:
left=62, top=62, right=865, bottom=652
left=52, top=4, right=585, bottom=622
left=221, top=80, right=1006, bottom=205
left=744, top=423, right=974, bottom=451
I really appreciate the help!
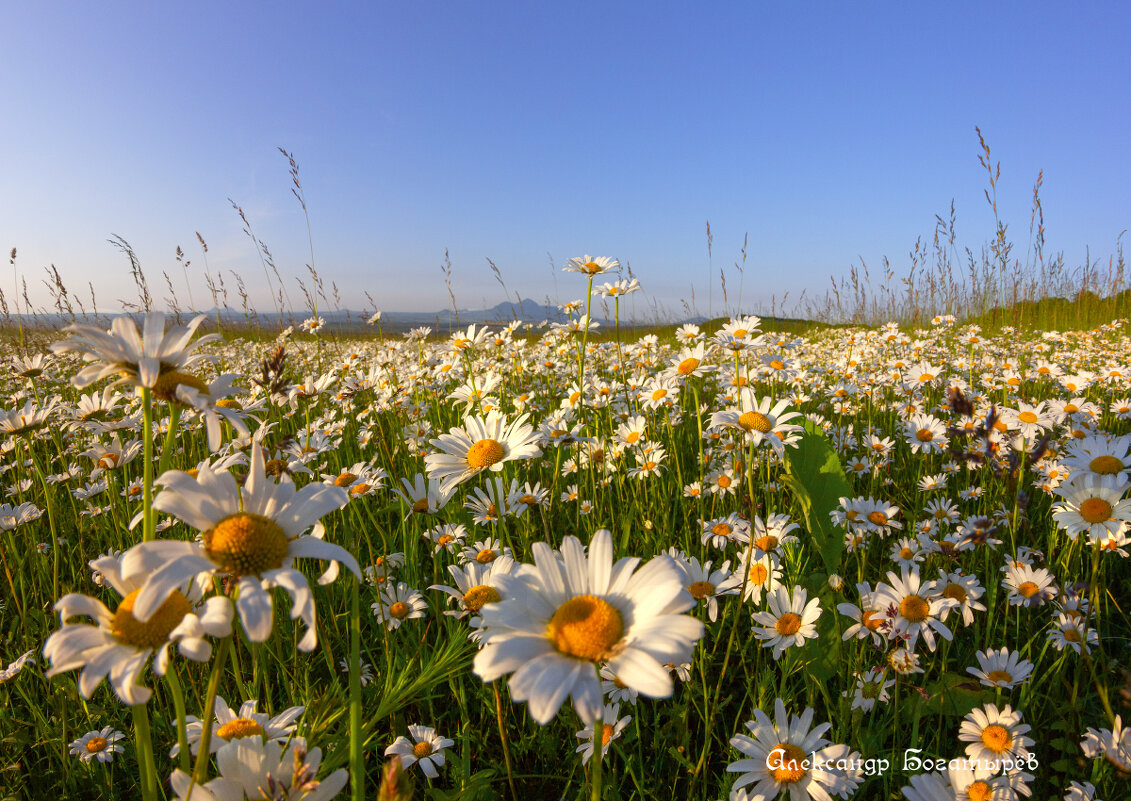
left=1, top=257, right=1130, bottom=801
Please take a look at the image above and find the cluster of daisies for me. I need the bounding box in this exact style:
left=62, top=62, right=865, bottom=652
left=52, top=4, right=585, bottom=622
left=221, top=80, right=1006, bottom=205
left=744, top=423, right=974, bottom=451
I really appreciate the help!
left=0, top=278, right=1125, bottom=801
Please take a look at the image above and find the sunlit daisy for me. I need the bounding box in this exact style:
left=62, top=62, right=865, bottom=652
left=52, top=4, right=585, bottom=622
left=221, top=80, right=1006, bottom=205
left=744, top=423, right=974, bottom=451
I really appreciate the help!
left=70, top=727, right=125, bottom=764
left=473, top=529, right=703, bottom=724
left=425, top=410, right=542, bottom=494
left=958, top=703, right=1034, bottom=765
left=384, top=725, right=454, bottom=779
left=119, top=445, right=356, bottom=652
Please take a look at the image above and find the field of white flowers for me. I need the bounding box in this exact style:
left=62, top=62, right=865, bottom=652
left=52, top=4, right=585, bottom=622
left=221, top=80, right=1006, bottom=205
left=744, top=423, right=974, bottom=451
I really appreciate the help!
left=1, top=258, right=1129, bottom=800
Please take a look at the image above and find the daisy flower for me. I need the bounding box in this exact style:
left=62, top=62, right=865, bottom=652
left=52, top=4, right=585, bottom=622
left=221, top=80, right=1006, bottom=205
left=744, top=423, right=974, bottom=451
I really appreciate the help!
left=599, top=665, right=639, bottom=705
left=1080, top=715, right=1131, bottom=771
left=384, top=725, right=454, bottom=779
left=460, top=538, right=513, bottom=565
left=1048, top=613, right=1098, bottom=654
left=172, top=696, right=304, bottom=757
left=0, top=649, right=35, bottom=684
left=967, top=647, right=1034, bottom=690
left=1002, top=564, right=1058, bottom=608
left=905, top=413, right=949, bottom=454
left=668, top=342, right=713, bottom=379
left=424, top=410, right=542, bottom=494
left=751, top=585, right=821, bottom=659
left=935, top=570, right=986, bottom=627
left=844, top=669, right=894, bottom=712
left=726, top=698, right=854, bottom=801
left=372, top=582, right=428, bottom=631
left=49, top=311, right=219, bottom=391
left=676, top=556, right=740, bottom=622
left=564, top=255, right=619, bottom=276
left=391, top=473, right=454, bottom=518
left=734, top=551, right=783, bottom=605
left=958, top=703, right=1034, bottom=766
left=430, top=556, right=516, bottom=620
left=575, top=702, right=631, bottom=765
left=873, top=567, right=956, bottom=652
left=708, top=390, right=804, bottom=455
left=44, top=554, right=230, bottom=705
left=472, top=529, right=703, bottom=725
left=1051, top=474, right=1131, bottom=543
left=170, top=736, right=347, bottom=800
left=118, top=445, right=356, bottom=652
left=69, top=727, right=125, bottom=764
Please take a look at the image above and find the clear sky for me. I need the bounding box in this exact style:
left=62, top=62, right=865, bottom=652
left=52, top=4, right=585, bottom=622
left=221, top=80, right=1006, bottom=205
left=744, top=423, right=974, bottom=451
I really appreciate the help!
left=2, top=2, right=1128, bottom=321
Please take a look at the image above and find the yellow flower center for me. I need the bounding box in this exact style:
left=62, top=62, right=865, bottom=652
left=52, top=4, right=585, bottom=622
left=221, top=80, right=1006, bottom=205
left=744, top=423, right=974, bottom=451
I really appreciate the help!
left=1017, top=581, right=1040, bottom=598
left=476, top=548, right=498, bottom=564
left=265, top=459, right=290, bottom=477
left=1079, top=497, right=1113, bottom=524
left=582, top=261, right=602, bottom=274
left=334, top=472, right=358, bottom=487
left=737, top=411, right=772, bottom=433
left=462, top=584, right=501, bottom=613
left=546, top=595, right=624, bottom=662
left=651, top=388, right=668, bottom=401
left=769, top=360, right=785, bottom=370
left=412, top=741, right=434, bottom=758
left=868, top=512, right=888, bottom=526
left=1063, top=627, right=1082, bottom=643
left=151, top=370, right=208, bottom=403
left=351, top=483, right=371, bottom=495
left=899, top=547, right=914, bottom=560
left=216, top=398, right=242, bottom=410
left=858, top=610, right=884, bottom=632
left=85, top=736, right=108, bottom=753
left=915, top=428, right=934, bottom=442
left=899, top=595, right=930, bottom=623
left=677, top=358, right=700, bottom=375
left=748, top=564, right=769, bottom=585
left=942, top=583, right=968, bottom=604
left=967, top=780, right=993, bottom=801
left=389, top=601, right=410, bottom=620
left=769, top=742, right=807, bottom=784
left=985, top=670, right=1013, bottom=684
left=716, top=475, right=732, bottom=488
left=216, top=718, right=265, bottom=741
left=204, top=513, right=290, bottom=577
left=99, top=452, right=121, bottom=469
left=754, top=535, right=779, bottom=552
left=1064, top=403, right=1079, bottom=413
left=732, top=328, right=748, bottom=338
left=775, top=612, right=802, bottom=636
left=1090, top=455, right=1123, bottom=475
left=412, top=498, right=430, bottom=513
left=712, top=522, right=732, bottom=538
left=601, top=724, right=615, bottom=746
left=1017, top=411, right=1038, bottom=424
left=687, top=581, right=716, bottom=600
left=466, top=439, right=506, bottom=469
left=980, top=724, right=1012, bottom=754
left=112, top=589, right=193, bottom=650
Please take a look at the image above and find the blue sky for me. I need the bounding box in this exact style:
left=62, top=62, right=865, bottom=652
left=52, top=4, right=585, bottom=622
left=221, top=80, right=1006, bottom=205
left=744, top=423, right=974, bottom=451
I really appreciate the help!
left=2, top=2, right=1128, bottom=320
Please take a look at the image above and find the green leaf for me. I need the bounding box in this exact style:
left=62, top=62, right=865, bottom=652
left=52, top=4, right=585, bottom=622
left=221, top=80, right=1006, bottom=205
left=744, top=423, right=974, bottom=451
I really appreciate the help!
left=782, top=421, right=850, bottom=576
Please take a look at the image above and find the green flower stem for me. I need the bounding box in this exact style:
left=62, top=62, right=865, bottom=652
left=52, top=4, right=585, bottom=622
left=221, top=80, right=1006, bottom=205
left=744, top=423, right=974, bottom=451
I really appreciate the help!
left=157, top=403, right=182, bottom=477
left=130, top=701, right=158, bottom=801
left=192, top=635, right=232, bottom=785
left=141, top=387, right=155, bottom=542
left=165, top=665, right=191, bottom=773
left=590, top=700, right=604, bottom=801
left=350, top=574, right=364, bottom=801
